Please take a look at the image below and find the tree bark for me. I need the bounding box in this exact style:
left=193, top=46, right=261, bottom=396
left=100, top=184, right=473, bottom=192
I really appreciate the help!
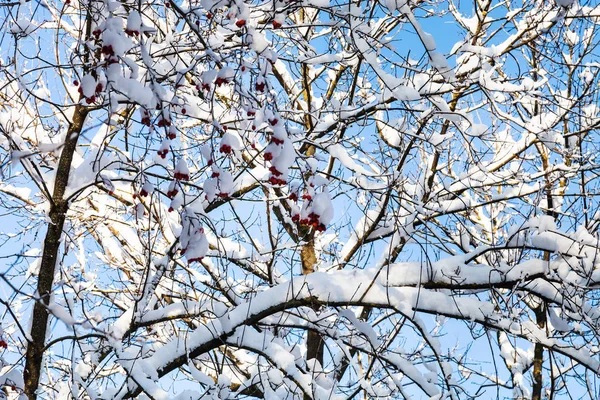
left=301, top=239, right=323, bottom=399
left=23, top=105, right=88, bottom=399
left=532, top=303, right=546, bottom=400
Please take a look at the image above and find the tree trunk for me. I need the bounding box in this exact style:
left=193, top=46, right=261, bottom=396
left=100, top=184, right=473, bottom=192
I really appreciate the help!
left=532, top=303, right=546, bottom=400
left=301, top=239, right=323, bottom=399
left=23, top=105, right=88, bottom=399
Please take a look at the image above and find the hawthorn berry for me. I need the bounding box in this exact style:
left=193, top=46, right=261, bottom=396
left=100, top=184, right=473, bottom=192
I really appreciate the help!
left=269, top=166, right=281, bottom=176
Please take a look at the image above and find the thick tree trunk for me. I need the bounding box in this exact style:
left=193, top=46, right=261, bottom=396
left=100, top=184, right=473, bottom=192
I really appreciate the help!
left=301, top=239, right=323, bottom=399
left=532, top=303, right=546, bottom=400
left=23, top=105, right=88, bottom=399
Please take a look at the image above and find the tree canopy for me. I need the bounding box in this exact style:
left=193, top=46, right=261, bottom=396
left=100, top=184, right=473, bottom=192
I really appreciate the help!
left=1, top=0, right=600, bottom=399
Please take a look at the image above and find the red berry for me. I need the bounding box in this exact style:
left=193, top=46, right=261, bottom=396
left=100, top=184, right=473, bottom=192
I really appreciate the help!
left=236, top=20, right=246, bottom=28
left=0, top=340, right=7, bottom=349
left=255, top=82, right=265, bottom=92
left=264, top=152, right=273, bottom=161
left=73, top=80, right=79, bottom=86
left=269, top=166, right=281, bottom=176
left=273, top=21, right=282, bottom=29
left=215, top=77, right=227, bottom=86
left=289, top=193, right=298, bottom=202
left=181, top=108, right=187, bottom=114
left=206, top=12, right=213, bottom=19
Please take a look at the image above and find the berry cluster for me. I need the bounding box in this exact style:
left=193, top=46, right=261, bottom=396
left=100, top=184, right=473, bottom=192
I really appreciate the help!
left=157, top=118, right=171, bottom=128
left=174, top=159, right=190, bottom=181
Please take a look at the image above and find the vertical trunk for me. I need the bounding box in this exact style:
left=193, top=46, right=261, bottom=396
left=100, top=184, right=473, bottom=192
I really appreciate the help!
left=530, top=43, right=549, bottom=400
left=23, top=105, right=88, bottom=399
left=301, top=239, right=323, bottom=399
left=532, top=303, right=546, bottom=400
